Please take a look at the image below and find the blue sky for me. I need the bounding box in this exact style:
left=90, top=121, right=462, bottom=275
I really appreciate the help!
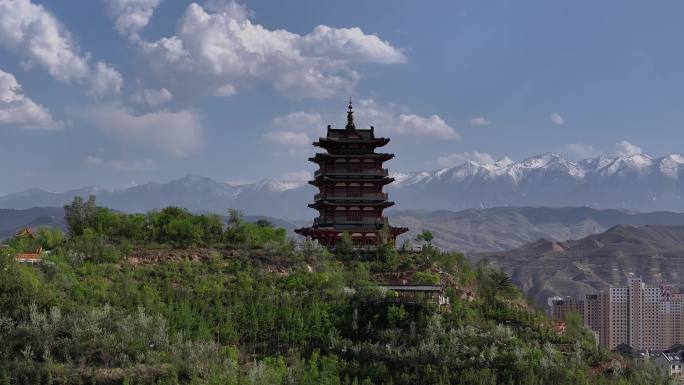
left=1, top=0, right=684, bottom=194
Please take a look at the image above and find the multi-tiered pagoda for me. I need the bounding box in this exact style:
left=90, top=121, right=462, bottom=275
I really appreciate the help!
left=296, top=101, right=408, bottom=248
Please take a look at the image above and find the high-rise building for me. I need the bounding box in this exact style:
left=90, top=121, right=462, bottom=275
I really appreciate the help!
left=609, top=287, right=629, bottom=349
left=548, top=296, right=584, bottom=321
left=584, top=293, right=609, bottom=347
left=659, top=289, right=684, bottom=349
left=581, top=277, right=684, bottom=350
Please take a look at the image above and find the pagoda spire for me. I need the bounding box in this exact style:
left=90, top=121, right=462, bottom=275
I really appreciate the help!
left=345, top=98, right=355, bottom=131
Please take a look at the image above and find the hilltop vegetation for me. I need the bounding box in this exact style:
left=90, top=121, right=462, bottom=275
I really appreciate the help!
left=0, top=198, right=671, bottom=384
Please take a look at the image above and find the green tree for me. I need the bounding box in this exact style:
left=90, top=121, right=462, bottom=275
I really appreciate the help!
left=256, top=219, right=273, bottom=228
left=64, top=195, right=97, bottom=236
left=335, top=232, right=356, bottom=260
left=228, top=208, right=243, bottom=226
left=36, top=228, right=65, bottom=250
left=415, top=230, right=434, bottom=248
left=411, top=271, right=440, bottom=285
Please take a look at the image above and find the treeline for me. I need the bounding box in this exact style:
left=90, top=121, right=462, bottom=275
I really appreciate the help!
left=43, top=196, right=292, bottom=264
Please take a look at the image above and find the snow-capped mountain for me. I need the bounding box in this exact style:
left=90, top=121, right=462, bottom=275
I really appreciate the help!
left=389, top=152, right=684, bottom=212
left=3, top=152, right=684, bottom=219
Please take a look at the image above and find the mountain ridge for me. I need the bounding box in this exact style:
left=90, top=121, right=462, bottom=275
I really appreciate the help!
left=472, top=223, right=684, bottom=308
left=3, top=152, right=684, bottom=218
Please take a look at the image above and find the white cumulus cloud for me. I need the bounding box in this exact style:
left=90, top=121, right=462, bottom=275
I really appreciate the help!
left=262, top=131, right=312, bottom=147
left=298, top=25, right=407, bottom=65
left=271, top=112, right=323, bottom=132
left=615, top=140, right=643, bottom=157
left=437, top=151, right=495, bottom=167
left=83, top=155, right=104, bottom=166
left=550, top=112, right=564, bottom=125
left=132, top=87, right=173, bottom=106
left=83, top=155, right=157, bottom=171
left=0, top=0, right=123, bottom=97
left=396, top=114, right=459, bottom=139
left=0, top=68, right=62, bottom=129
left=137, top=1, right=404, bottom=99
left=267, top=99, right=460, bottom=146
left=355, top=99, right=459, bottom=140
left=557, top=143, right=600, bottom=160
left=77, top=105, right=203, bottom=157
left=105, top=0, right=161, bottom=41
left=212, top=83, right=237, bottom=97
left=469, top=116, right=491, bottom=126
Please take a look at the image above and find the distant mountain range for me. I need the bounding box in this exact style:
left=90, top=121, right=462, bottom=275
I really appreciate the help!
left=3, top=152, right=684, bottom=218
left=473, top=224, right=684, bottom=308
left=0, top=207, right=67, bottom=239
left=391, top=152, right=684, bottom=213
left=390, top=207, right=684, bottom=252
left=0, top=175, right=312, bottom=220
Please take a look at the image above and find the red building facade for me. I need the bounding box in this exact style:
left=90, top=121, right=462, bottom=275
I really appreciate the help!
left=295, top=101, right=408, bottom=247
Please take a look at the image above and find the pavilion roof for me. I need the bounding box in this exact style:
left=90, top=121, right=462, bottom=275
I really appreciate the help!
left=15, top=227, right=35, bottom=239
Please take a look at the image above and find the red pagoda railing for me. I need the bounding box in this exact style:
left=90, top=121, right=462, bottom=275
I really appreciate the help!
left=314, top=169, right=388, bottom=177
left=313, top=217, right=386, bottom=227
left=314, top=192, right=388, bottom=201
left=15, top=252, right=43, bottom=263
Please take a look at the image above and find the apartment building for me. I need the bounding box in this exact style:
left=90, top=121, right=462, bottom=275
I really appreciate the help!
left=548, top=296, right=584, bottom=321
left=553, top=276, right=684, bottom=350
left=584, top=293, right=610, bottom=347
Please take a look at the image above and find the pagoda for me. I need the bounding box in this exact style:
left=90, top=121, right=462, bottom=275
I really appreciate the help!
left=295, top=101, right=408, bottom=248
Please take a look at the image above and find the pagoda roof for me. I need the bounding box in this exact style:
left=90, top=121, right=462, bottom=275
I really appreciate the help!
left=309, top=176, right=395, bottom=185
left=308, top=201, right=394, bottom=208
left=308, top=153, right=394, bottom=162
left=313, top=135, right=390, bottom=146
left=313, top=100, right=390, bottom=146
left=295, top=226, right=408, bottom=236
left=328, top=127, right=375, bottom=140
left=15, top=227, right=35, bottom=239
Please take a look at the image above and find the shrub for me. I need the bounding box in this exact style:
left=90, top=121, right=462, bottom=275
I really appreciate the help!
left=411, top=271, right=440, bottom=285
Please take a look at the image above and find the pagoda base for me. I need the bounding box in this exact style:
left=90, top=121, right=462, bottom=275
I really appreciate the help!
left=295, top=227, right=408, bottom=248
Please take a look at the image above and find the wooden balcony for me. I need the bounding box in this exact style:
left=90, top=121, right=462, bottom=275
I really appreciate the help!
left=314, top=169, right=389, bottom=178
left=314, top=192, right=388, bottom=201
left=313, top=217, right=386, bottom=227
